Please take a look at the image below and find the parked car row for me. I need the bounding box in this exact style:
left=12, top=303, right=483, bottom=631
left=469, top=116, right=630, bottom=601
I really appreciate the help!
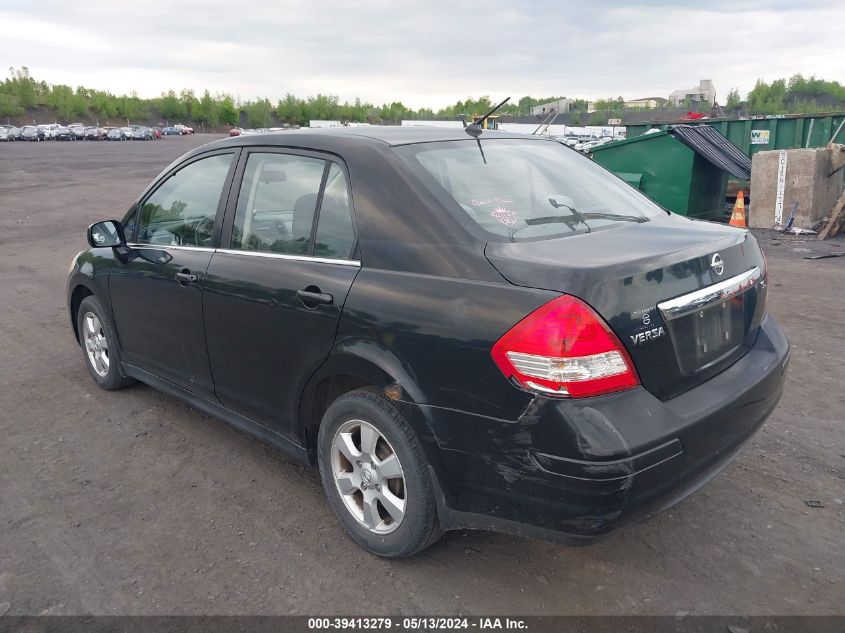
left=1, top=122, right=194, bottom=142
left=228, top=126, right=299, bottom=137
left=105, top=126, right=159, bottom=141
left=553, top=134, right=617, bottom=153
left=161, top=124, right=194, bottom=135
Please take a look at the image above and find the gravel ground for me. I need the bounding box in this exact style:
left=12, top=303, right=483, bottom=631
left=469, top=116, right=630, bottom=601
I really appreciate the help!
left=1, top=136, right=843, bottom=616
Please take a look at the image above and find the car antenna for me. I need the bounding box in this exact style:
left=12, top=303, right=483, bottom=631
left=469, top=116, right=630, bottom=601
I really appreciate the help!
left=464, top=97, right=510, bottom=138
left=463, top=97, right=510, bottom=165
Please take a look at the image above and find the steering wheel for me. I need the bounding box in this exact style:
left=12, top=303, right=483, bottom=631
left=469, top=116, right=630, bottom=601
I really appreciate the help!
left=272, top=218, right=289, bottom=237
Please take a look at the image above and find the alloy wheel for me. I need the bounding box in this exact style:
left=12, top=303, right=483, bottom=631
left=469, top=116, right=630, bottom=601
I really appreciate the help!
left=82, top=312, right=109, bottom=377
left=331, top=419, right=407, bottom=534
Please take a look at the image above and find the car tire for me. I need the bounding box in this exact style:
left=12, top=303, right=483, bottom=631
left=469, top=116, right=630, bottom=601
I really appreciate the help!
left=317, top=388, right=442, bottom=558
left=76, top=296, right=135, bottom=391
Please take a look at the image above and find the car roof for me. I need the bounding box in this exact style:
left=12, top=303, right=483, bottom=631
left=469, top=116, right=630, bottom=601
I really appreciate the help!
left=212, top=125, right=547, bottom=149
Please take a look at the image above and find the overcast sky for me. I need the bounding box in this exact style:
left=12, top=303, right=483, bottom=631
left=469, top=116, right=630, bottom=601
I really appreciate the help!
left=2, top=0, right=843, bottom=109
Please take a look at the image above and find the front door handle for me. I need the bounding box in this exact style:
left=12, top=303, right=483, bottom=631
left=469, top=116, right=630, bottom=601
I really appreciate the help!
left=175, top=269, right=199, bottom=285
left=297, top=288, right=333, bottom=306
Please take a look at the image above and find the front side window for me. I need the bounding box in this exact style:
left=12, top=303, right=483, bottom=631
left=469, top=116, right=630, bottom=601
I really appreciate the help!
left=395, top=139, right=665, bottom=242
left=137, top=154, right=234, bottom=246
left=231, top=153, right=326, bottom=254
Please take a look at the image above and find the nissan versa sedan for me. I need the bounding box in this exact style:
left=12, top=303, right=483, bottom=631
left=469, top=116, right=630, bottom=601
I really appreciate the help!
left=67, top=127, right=789, bottom=557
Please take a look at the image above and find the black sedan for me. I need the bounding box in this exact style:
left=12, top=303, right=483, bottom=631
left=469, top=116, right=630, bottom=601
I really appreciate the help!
left=20, top=125, right=44, bottom=141
left=55, top=126, right=74, bottom=141
left=67, top=127, right=789, bottom=557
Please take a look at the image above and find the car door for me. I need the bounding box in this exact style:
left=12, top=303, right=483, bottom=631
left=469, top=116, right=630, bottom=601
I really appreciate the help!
left=109, top=150, right=239, bottom=397
left=203, top=149, right=360, bottom=436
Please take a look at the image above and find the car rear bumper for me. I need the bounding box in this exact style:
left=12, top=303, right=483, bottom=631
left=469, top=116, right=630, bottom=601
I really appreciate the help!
left=404, top=314, right=789, bottom=541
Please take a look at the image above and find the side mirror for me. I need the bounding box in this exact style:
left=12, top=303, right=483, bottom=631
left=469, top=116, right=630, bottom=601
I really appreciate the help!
left=87, top=220, right=125, bottom=248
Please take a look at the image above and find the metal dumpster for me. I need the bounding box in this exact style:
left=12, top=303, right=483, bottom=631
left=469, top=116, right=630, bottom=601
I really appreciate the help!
left=590, top=125, right=751, bottom=219
left=626, top=113, right=845, bottom=158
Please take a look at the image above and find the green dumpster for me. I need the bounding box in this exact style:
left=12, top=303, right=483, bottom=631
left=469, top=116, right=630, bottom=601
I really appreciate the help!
left=589, top=126, right=750, bottom=219
left=626, top=112, right=845, bottom=158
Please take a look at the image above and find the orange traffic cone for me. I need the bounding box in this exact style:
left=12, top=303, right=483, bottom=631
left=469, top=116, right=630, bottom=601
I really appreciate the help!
left=729, top=190, right=747, bottom=228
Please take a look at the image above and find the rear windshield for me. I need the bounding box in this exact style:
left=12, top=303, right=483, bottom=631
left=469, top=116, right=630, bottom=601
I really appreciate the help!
left=394, top=138, right=665, bottom=242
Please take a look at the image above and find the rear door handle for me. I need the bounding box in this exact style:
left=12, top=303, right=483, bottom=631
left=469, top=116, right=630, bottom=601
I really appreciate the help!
left=297, top=289, right=333, bottom=306
left=175, top=269, right=199, bottom=285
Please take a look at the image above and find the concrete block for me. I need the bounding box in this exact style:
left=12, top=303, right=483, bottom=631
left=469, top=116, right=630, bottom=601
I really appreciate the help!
left=749, top=145, right=844, bottom=229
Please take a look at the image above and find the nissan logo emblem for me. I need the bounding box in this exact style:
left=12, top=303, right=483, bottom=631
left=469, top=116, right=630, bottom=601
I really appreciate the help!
left=710, top=253, right=725, bottom=276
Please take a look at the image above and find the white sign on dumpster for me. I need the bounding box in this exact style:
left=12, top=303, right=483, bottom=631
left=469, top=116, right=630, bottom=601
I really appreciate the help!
left=751, top=129, right=771, bottom=144
left=608, top=118, right=622, bottom=125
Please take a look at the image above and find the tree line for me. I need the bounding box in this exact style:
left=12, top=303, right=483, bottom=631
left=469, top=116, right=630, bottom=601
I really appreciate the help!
left=0, top=67, right=570, bottom=127
left=2, top=67, right=844, bottom=128
left=724, top=75, right=845, bottom=115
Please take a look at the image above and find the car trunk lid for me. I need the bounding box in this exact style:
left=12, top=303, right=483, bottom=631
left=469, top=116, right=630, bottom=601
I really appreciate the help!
left=484, top=215, right=767, bottom=400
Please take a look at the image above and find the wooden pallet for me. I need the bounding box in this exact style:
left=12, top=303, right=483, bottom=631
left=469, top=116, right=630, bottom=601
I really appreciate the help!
left=818, top=190, right=845, bottom=240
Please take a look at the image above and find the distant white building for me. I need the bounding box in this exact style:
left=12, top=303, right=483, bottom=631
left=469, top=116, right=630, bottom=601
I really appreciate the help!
left=530, top=98, right=573, bottom=117
left=668, top=80, right=716, bottom=107
left=623, top=97, right=668, bottom=109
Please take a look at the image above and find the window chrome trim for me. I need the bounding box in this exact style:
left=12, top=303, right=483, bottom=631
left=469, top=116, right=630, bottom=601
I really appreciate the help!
left=215, top=248, right=361, bottom=267
left=657, top=267, right=762, bottom=321
left=127, top=243, right=216, bottom=253
left=126, top=243, right=361, bottom=267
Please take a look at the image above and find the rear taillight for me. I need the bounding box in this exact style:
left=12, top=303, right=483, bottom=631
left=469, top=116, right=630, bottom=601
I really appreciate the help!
left=491, top=295, right=639, bottom=398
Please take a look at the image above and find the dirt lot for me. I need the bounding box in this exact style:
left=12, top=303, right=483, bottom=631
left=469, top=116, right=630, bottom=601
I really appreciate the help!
left=0, top=137, right=843, bottom=616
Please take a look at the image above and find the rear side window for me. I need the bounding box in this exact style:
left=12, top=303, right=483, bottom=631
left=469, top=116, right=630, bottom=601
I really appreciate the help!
left=395, top=139, right=664, bottom=241
left=231, top=153, right=326, bottom=255
left=314, top=163, right=355, bottom=259
left=136, top=153, right=234, bottom=246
